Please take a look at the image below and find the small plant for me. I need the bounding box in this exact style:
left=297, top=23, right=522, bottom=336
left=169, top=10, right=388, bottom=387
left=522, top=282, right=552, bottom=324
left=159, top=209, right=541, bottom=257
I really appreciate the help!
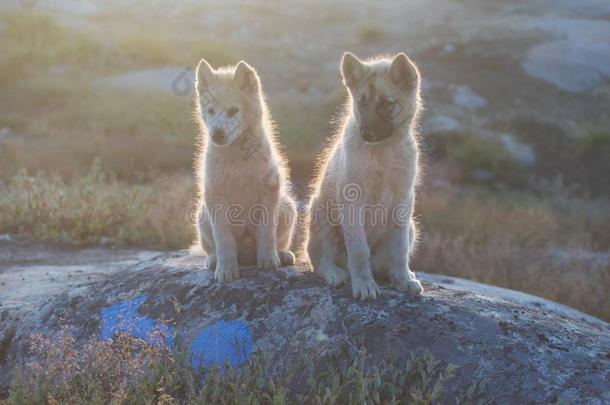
left=447, top=135, right=522, bottom=184
left=415, top=186, right=610, bottom=321
left=359, top=25, right=385, bottom=43
left=5, top=331, right=482, bottom=404
left=576, top=131, right=610, bottom=159
left=0, top=160, right=194, bottom=248
left=305, top=347, right=460, bottom=404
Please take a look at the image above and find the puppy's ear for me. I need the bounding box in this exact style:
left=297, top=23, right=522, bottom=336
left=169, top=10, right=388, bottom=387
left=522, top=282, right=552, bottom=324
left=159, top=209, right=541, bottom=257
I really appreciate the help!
left=234, top=61, right=260, bottom=95
left=341, top=52, right=366, bottom=89
left=389, top=53, right=419, bottom=91
left=196, top=59, right=215, bottom=90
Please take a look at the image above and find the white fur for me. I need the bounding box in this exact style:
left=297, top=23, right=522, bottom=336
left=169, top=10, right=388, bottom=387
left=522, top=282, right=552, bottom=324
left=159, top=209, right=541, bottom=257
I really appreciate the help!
left=304, top=53, right=424, bottom=300
left=194, top=59, right=296, bottom=283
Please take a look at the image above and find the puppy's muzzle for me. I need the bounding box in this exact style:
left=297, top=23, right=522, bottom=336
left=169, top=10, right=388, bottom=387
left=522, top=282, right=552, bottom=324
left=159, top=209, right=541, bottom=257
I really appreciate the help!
left=361, top=128, right=391, bottom=144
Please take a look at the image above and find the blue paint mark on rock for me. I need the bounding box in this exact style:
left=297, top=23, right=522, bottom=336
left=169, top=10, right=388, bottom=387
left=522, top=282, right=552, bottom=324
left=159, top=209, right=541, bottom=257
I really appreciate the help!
left=190, top=320, right=252, bottom=369
left=100, top=295, right=174, bottom=347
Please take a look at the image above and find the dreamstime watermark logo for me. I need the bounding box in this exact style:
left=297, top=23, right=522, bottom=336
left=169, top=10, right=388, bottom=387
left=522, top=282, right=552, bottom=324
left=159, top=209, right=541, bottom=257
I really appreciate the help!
left=186, top=201, right=296, bottom=227
left=197, top=85, right=246, bottom=147
left=234, top=129, right=263, bottom=161
left=342, top=182, right=362, bottom=202
left=210, top=109, right=241, bottom=138
left=198, top=87, right=218, bottom=109
left=235, top=68, right=259, bottom=94
left=171, top=69, right=195, bottom=97
left=187, top=183, right=412, bottom=229
left=186, top=202, right=201, bottom=226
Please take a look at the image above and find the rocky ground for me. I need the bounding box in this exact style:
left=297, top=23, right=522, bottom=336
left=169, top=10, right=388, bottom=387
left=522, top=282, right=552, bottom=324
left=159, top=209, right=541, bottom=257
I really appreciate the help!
left=1, top=238, right=608, bottom=403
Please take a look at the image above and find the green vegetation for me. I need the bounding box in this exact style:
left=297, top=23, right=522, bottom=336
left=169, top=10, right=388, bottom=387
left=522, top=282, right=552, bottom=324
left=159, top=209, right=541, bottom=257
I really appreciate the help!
left=493, top=115, right=565, bottom=142
left=576, top=130, right=610, bottom=159
left=0, top=78, right=195, bottom=180
left=0, top=9, right=236, bottom=81
left=489, top=117, right=610, bottom=196
left=0, top=11, right=98, bottom=84
left=6, top=331, right=485, bottom=404
left=445, top=134, right=523, bottom=184
left=359, top=25, right=385, bottom=43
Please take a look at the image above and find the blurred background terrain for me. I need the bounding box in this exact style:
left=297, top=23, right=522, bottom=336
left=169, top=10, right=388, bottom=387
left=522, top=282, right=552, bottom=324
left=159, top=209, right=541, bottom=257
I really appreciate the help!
left=0, top=0, right=608, bottom=320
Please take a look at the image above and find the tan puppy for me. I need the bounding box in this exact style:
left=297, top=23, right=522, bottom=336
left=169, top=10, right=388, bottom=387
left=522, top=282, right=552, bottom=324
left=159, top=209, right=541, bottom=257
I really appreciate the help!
left=194, top=59, right=296, bottom=282
left=304, top=52, right=424, bottom=300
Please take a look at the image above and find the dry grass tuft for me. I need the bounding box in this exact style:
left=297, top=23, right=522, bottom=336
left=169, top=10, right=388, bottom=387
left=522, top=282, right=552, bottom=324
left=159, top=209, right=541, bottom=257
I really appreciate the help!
left=6, top=330, right=478, bottom=404
left=414, top=187, right=610, bottom=320
left=0, top=161, right=195, bottom=249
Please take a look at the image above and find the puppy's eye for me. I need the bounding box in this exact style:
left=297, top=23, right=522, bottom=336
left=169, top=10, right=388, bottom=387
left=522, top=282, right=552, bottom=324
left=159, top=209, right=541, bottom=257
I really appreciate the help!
left=207, top=107, right=215, bottom=115
left=227, top=106, right=239, bottom=117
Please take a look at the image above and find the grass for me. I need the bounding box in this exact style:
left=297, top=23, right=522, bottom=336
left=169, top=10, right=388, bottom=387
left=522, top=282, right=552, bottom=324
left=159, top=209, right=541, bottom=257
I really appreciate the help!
left=414, top=186, right=610, bottom=320
left=0, top=11, right=99, bottom=84
left=1, top=162, right=607, bottom=320
left=4, top=331, right=483, bottom=404
left=0, top=9, right=236, bottom=78
left=443, top=134, right=523, bottom=185
left=488, top=117, right=610, bottom=197
left=576, top=130, right=610, bottom=159
left=0, top=161, right=195, bottom=249
left=359, top=25, right=385, bottom=43
left=0, top=75, right=196, bottom=180
left=109, top=31, right=235, bottom=69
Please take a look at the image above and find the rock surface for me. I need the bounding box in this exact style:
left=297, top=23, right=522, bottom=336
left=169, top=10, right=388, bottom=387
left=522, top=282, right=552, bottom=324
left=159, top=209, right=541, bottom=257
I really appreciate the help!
left=452, top=86, right=487, bottom=111
left=1, top=241, right=609, bottom=403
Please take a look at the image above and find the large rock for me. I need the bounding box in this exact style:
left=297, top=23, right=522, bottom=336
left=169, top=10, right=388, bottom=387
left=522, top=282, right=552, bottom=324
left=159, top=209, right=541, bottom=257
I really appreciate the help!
left=0, top=242, right=609, bottom=403
left=520, top=16, right=610, bottom=93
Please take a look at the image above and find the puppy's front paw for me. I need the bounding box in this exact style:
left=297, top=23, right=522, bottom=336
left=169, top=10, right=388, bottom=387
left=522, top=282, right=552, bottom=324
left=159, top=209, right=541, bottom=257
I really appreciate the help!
left=391, top=270, right=424, bottom=296
left=204, top=254, right=216, bottom=270
left=257, top=250, right=281, bottom=270
left=318, top=265, right=348, bottom=287
left=395, top=278, right=424, bottom=296
left=215, top=261, right=239, bottom=283
left=351, top=277, right=380, bottom=301
left=278, top=250, right=296, bottom=266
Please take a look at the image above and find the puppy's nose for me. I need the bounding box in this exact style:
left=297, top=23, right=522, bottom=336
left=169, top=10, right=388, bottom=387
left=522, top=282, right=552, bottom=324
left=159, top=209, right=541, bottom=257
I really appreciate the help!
left=212, top=128, right=225, bottom=144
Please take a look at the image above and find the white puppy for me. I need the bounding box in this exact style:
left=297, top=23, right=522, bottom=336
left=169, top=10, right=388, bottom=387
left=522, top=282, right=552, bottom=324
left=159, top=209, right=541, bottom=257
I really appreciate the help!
left=194, top=59, right=296, bottom=282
